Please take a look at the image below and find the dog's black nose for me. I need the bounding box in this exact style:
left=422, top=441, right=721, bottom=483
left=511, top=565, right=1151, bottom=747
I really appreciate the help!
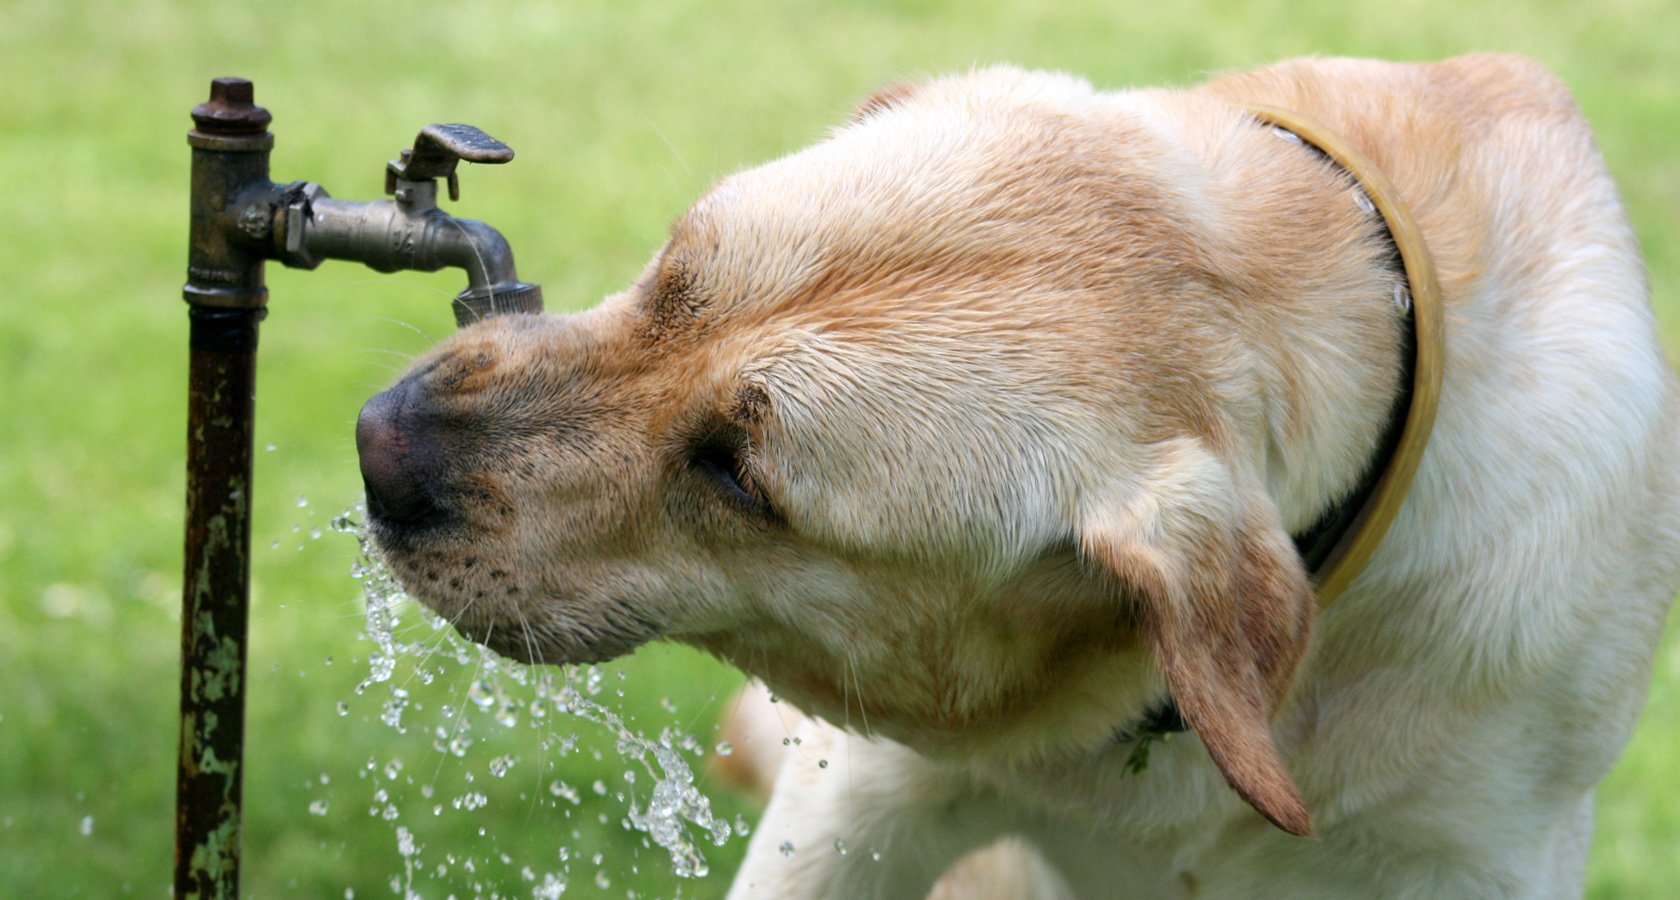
left=356, top=383, right=443, bottom=525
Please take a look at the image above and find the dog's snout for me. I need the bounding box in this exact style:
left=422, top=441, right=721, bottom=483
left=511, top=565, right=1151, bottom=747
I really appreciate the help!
left=356, top=383, right=444, bottom=526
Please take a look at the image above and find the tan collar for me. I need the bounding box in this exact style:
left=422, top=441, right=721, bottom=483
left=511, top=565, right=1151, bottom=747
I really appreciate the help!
left=1237, top=104, right=1446, bottom=607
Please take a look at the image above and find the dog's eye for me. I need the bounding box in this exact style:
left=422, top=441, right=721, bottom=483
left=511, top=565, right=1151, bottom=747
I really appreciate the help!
left=691, top=442, right=768, bottom=511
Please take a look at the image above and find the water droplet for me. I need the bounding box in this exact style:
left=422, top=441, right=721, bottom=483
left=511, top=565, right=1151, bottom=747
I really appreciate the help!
left=870, top=848, right=882, bottom=861
left=734, top=814, right=751, bottom=836
left=713, top=741, right=733, bottom=756
left=488, top=755, right=515, bottom=777
left=817, top=759, right=829, bottom=768
left=834, top=838, right=848, bottom=855
left=266, top=443, right=277, bottom=452
left=79, top=816, right=93, bottom=836
left=549, top=781, right=581, bottom=804
left=778, top=840, right=796, bottom=857
left=533, top=873, right=566, bottom=899
left=592, top=780, right=607, bottom=796
left=308, top=800, right=330, bottom=816
left=593, top=870, right=611, bottom=889
left=296, top=495, right=309, bottom=508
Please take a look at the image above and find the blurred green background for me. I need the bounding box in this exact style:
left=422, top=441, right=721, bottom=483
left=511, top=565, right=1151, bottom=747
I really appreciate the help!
left=1, top=0, right=1677, bottom=897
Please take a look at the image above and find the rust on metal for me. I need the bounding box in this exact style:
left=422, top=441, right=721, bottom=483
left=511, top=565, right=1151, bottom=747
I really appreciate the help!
left=177, top=307, right=263, bottom=900
left=178, top=77, right=272, bottom=900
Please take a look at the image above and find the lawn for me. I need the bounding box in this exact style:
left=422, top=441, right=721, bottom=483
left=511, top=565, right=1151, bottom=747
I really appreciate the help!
left=1, top=0, right=1677, bottom=897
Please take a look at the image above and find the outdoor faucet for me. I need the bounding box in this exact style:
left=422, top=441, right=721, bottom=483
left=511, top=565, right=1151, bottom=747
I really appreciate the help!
left=186, top=78, right=543, bottom=326
left=276, top=123, right=544, bottom=324
left=177, top=77, right=542, bottom=900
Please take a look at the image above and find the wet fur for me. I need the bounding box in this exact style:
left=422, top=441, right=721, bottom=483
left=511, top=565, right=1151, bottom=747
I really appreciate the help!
left=363, top=55, right=1680, bottom=898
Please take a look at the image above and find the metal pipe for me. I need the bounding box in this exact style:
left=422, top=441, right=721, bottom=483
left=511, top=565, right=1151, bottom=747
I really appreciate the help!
left=177, top=76, right=544, bottom=900
left=285, top=187, right=542, bottom=326
left=179, top=77, right=271, bottom=900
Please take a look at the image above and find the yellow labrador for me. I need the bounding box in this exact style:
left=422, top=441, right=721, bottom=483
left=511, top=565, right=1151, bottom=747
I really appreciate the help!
left=355, top=55, right=1680, bottom=898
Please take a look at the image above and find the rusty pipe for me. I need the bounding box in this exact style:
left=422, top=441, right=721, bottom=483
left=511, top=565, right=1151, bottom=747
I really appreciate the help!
left=177, top=76, right=543, bottom=900
left=178, top=77, right=270, bottom=900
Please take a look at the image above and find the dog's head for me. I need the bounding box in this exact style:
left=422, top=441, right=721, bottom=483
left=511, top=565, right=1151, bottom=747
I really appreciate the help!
left=357, top=68, right=1327, bottom=835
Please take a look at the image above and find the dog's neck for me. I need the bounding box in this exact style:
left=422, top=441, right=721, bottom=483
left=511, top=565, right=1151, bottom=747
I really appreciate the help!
left=1125, top=105, right=1444, bottom=741
left=1236, top=104, right=1444, bottom=606
left=1251, top=113, right=1414, bottom=595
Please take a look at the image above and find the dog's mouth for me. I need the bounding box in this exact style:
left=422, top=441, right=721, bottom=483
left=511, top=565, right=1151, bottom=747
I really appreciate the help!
left=393, top=568, right=670, bottom=669
left=413, top=600, right=665, bottom=668
left=452, top=617, right=583, bottom=666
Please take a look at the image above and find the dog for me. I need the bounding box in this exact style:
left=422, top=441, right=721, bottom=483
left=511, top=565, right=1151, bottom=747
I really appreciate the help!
left=355, top=55, right=1680, bottom=898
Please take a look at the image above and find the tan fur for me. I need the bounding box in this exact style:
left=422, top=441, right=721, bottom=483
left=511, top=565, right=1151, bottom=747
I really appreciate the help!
left=361, top=56, right=1680, bottom=899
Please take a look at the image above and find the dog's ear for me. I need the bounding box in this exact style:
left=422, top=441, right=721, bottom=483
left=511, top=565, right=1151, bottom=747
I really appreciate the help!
left=1080, top=442, right=1316, bottom=836
left=850, top=81, right=920, bottom=123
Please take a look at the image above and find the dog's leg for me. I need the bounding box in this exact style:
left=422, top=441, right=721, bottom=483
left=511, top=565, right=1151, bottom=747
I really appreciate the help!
left=928, top=838, right=1078, bottom=900
left=726, top=717, right=1030, bottom=900
left=1535, top=790, right=1593, bottom=900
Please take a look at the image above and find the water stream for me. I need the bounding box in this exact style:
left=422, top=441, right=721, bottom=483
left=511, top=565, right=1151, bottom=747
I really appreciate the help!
left=326, top=505, right=738, bottom=898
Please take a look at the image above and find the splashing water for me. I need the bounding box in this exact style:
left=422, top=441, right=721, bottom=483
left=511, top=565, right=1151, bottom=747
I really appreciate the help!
left=329, top=505, right=735, bottom=894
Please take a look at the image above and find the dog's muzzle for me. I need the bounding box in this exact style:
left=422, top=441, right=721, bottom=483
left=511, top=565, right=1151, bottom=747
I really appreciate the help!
left=356, top=380, right=448, bottom=528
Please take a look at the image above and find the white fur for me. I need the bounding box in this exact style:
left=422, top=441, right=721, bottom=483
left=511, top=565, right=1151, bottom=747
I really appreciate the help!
left=719, top=60, right=1680, bottom=900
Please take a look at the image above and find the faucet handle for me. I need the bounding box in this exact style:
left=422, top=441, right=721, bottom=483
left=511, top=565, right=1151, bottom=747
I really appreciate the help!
left=386, top=124, right=515, bottom=202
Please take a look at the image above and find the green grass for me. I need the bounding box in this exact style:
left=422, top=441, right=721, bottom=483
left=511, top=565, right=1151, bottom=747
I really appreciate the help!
left=1, top=0, right=1677, bottom=897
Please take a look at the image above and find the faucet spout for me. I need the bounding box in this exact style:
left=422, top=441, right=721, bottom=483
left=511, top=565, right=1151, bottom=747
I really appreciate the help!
left=426, top=214, right=544, bottom=325
left=284, top=187, right=542, bottom=326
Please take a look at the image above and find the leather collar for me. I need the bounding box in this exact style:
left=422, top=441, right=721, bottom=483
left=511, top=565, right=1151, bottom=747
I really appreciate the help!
left=1127, top=107, right=1446, bottom=745
left=1240, top=104, right=1446, bottom=608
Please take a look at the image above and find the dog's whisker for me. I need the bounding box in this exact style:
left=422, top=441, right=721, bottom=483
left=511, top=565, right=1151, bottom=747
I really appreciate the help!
left=341, top=314, right=437, bottom=343
left=354, top=347, right=421, bottom=362
left=848, top=656, right=870, bottom=740
left=391, top=594, right=486, bottom=697
left=640, top=114, right=693, bottom=186
left=429, top=621, right=494, bottom=787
